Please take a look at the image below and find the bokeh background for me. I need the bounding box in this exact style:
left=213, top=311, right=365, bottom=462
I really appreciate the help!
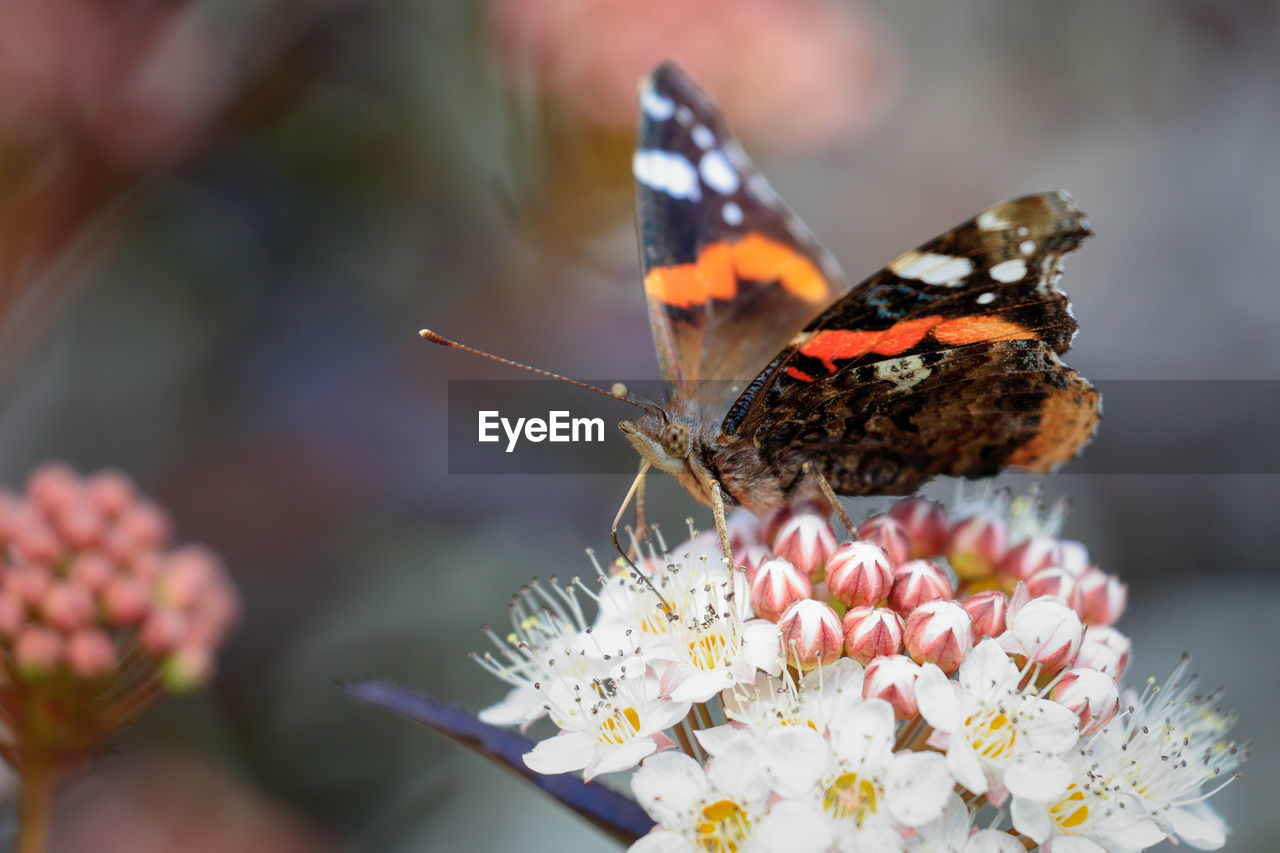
left=0, top=0, right=1276, bottom=850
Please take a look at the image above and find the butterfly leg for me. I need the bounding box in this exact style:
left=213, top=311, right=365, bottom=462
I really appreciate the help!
left=801, top=461, right=855, bottom=538
left=633, top=459, right=649, bottom=553
left=709, top=481, right=733, bottom=571
left=611, top=463, right=670, bottom=607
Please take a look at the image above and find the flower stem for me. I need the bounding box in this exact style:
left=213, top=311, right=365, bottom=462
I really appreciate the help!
left=18, top=758, right=57, bottom=853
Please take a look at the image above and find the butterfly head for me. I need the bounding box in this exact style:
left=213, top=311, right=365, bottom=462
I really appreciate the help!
left=618, top=412, right=718, bottom=504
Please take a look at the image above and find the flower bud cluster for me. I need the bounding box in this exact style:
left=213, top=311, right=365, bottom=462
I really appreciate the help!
left=472, top=490, right=1242, bottom=853
left=0, top=464, right=239, bottom=759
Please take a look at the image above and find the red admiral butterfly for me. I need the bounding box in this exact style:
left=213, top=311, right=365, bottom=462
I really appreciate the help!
left=424, top=63, right=1098, bottom=532
left=617, top=63, right=1098, bottom=521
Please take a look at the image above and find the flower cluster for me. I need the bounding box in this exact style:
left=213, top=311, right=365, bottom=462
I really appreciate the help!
left=476, top=492, right=1244, bottom=852
left=0, top=464, right=239, bottom=768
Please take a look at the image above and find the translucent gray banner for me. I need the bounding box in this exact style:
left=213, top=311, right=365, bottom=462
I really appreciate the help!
left=446, top=380, right=1280, bottom=475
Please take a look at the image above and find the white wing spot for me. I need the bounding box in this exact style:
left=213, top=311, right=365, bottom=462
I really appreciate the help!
left=640, top=88, right=675, bottom=121
left=633, top=150, right=701, bottom=201
left=977, top=292, right=997, bottom=305
left=721, top=201, right=743, bottom=226
left=890, top=252, right=974, bottom=286
left=1016, top=226, right=1030, bottom=237
left=1020, top=240, right=1035, bottom=255
left=875, top=356, right=932, bottom=391
left=990, top=259, right=1028, bottom=283
left=699, top=150, right=740, bottom=195
left=977, top=210, right=1013, bottom=231
left=676, top=105, right=694, bottom=125
left=691, top=124, right=715, bottom=149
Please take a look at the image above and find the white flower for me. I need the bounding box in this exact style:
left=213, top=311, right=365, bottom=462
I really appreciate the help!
left=915, top=638, right=1080, bottom=806
left=720, top=657, right=865, bottom=734
left=906, top=793, right=1026, bottom=853
left=630, top=751, right=796, bottom=853
left=1009, top=738, right=1165, bottom=853
left=523, top=663, right=689, bottom=780
left=644, top=570, right=781, bottom=703
left=474, top=577, right=631, bottom=729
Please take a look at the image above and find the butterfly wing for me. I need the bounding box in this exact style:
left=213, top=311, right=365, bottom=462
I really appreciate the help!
left=723, top=192, right=1099, bottom=494
left=633, top=63, right=846, bottom=403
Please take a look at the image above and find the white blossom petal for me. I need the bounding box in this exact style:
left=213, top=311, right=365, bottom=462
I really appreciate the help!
left=915, top=663, right=962, bottom=731
left=632, top=752, right=709, bottom=826
left=886, top=750, right=953, bottom=826
left=966, top=829, right=1032, bottom=853
left=1168, top=801, right=1228, bottom=850
left=523, top=731, right=601, bottom=775
left=1004, top=755, right=1071, bottom=802
left=629, top=829, right=694, bottom=853
left=761, top=726, right=830, bottom=797
left=754, top=799, right=835, bottom=853
left=945, top=738, right=988, bottom=794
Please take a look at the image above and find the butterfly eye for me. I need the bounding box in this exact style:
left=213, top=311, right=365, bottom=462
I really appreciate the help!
left=660, top=422, right=691, bottom=458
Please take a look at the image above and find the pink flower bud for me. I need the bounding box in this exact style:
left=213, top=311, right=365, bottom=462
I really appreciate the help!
left=161, top=546, right=222, bottom=610
left=1052, top=667, right=1120, bottom=735
left=8, top=563, right=52, bottom=607
left=42, top=581, right=94, bottom=632
left=889, top=497, right=949, bottom=558
left=1025, top=567, right=1083, bottom=611
left=962, top=590, right=1008, bottom=639
left=904, top=600, right=973, bottom=674
left=1003, top=595, right=1083, bottom=676
left=998, top=535, right=1063, bottom=586
left=842, top=606, right=904, bottom=665
left=735, top=544, right=773, bottom=582
left=1074, top=626, right=1131, bottom=679
left=1075, top=569, right=1127, bottom=626
left=761, top=507, right=795, bottom=545
left=726, top=508, right=762, bottom=553
left=778, top=599, right=843, bottom=671
left=863, top=654, right=921, bottom=719
left=1057, top=540, right=1091, bottom=577
left=52, top=497, right=103, bottom=549
left=15, top=625, right=63, bottom=674
left=70, top=552, right=114, bottom=593
left=856, top=514, right=910, bottom=565
left=750, top=558, right=812, bottom=621
left=103, top=576, right=150, bottom=625
left=141, top=609, right=187, bottom=654
left=825, top=541, right=893, bottom=608
left=946, top=512, right=1007, bottom=581
left=0, top=592, right=25, bottom=637
left=85, top=469, right=136, bottom=518
left=772, top=513, right=838, bottom=580
left=9, top=511, right=60, bottom=565
left=67, top=628, right=117, bottom=678
left=28, top=463, right=80, bottom=519
left=887, top=559, right=952, bottom=614
left=115, top=501, right=172, bottom=554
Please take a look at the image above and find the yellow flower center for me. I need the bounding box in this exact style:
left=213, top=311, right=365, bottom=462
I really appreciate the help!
left=688, top=633, right=728, bottom=670
left=1049, top=786, right=1090, bottom=830
left=965, top=710, right=1016, bottom=759
left=597, top=707, right=641, bottom=744
left=823, top=772, right=878, bottom=824
left=695, top=799, right=751, bottom=853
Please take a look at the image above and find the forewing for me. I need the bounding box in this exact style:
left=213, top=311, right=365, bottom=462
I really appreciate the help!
left=634, top=63, right=846, bottom=404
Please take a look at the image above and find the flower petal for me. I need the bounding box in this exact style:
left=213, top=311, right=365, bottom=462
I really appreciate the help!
left=886, top=750, right=953, bottom=826
left=754, top=799, right=835, bottom=853
left=1004, top=755, right=1071, bottom=802
left=629, top=829, right=694, bottom=853
left=523, top=731, right=599, bottom=775
left=632, top=751, right=708, bottom=826
left=966, top=829, right=1032, bottom=853
left=915, top=663, right=962, bottom=732
left=762, top=726, right=830, bottom=797
left=1168, top=801, right=1228, bottom=850
left=1009, top=796, right=1052, bottom=844
left=585, top=737, right=663, bottom=780
left=945, top=739, right=988, bottom=795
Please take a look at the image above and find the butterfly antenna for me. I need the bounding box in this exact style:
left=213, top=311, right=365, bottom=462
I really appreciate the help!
left=420, top=329, right=659, bottom=413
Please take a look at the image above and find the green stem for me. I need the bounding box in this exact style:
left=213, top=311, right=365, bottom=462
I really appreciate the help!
left=17, top=758, right=57, bottom=853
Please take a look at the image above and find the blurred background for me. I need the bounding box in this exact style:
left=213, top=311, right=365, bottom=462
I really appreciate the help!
left=0, top=0, right=1276, bottom=850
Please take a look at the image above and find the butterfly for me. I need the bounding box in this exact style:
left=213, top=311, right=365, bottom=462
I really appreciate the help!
left=618, top=62, right=1099, bottom=518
